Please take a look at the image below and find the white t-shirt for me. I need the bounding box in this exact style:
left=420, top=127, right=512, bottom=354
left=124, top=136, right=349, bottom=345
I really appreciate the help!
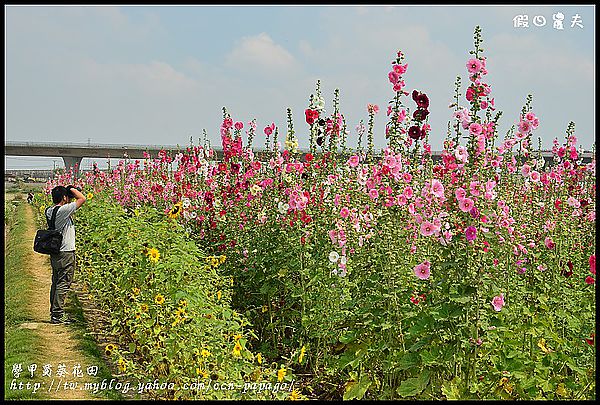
left=46, top=202, right=78, bottom=252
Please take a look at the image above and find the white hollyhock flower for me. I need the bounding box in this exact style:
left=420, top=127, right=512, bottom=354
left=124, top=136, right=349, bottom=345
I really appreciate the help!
left=329, top=251, right=340, bottom=263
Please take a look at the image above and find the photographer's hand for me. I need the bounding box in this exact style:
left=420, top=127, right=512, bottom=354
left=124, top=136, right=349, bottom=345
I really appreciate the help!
left=68, top=186, right=87, bottom=209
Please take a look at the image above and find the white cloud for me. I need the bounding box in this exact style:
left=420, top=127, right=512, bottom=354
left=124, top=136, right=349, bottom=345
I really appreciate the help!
left=224, top=32, right=299, bottom=75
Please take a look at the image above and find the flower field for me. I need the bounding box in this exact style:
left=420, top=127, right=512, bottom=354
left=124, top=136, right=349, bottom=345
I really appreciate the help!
left=35, top=27, right=595, bottom=400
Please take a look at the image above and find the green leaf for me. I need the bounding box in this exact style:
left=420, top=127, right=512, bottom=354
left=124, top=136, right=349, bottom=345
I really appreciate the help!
left=128, top=343, right=136, bottom=353
left=397, top=352, right=421, bottom=371
left=343, top=376, right=372, bottom=400
left=397, top=370, right=431, bottom=397
left=339, top=330, right=357, bottom=344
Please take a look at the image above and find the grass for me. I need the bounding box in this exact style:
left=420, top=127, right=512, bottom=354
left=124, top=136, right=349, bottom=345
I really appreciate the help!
left=4, top=197, right=50, bottom=399
left=4, top=196, right=124, bottom=400
left=64, top=291, right=125, bottom=400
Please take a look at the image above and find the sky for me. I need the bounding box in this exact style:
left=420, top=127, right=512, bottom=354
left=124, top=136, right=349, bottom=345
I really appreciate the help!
left=4, top=4, right=595, bottom=169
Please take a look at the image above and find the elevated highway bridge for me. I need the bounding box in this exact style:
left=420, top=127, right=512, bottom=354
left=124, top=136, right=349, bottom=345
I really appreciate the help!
left=5, top=141, right=594, bottom=177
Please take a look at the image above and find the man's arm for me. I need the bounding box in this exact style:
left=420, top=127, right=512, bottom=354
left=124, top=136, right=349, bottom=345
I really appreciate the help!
left=69, top=187, right=87, bottom=209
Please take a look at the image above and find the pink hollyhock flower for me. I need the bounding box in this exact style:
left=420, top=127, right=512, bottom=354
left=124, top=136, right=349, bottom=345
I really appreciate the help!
left=544, top=237, right=555, bottom=249
left=590, top=255, right=596, bottom=275
left=347, top=155, right=360, bottom=168
left=431, top=179, right=445, bottom=198
left=340, top=207, right=350, bottom=219
left=518, top=120, right=532, bottom=134
left=234, top=121, right=244, bottom=130
left=420, top=221, right=437, bottom=237
left=567, top=196, right=580, bottom=208
left=465, top=226, right=477, bottom=242
left=455, top=187, right=467, bottom=201
left=403, top=186, right=414, bottom=199
left=491, top=294, right=505, bottom=311
left=455, top=146, right=468, bottom=163
left=469, top=122, right=483, bottom=136
left=458, top=198, right=475, bottom=213
left=466, top=58, right=482, bottom=74
left=264, top=123, right=275, bottom=136
left=521, top=164, right=531, bottom=178
left=585, top=276, right=595, bottom=285
left=388, top=70, right=399, bottom=84
left=369, top=189, right=379, bottom=200
left=414, top=261, right=431, bottom=280
left=530, top=170, right=540, bottom=182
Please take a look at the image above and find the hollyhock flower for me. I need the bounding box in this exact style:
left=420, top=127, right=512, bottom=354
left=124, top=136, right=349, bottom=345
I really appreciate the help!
left=518, top=120, right=532, bottom=134
left=585, top=333, right=595, bottom=346
left=408, top=125, right=421, bottom=140
left=465, top=226, right=477, bottom=242
left=340, top=207, right=350, bottom=219
left=420, top=221, right=437, bottom=237
left=469, top=206, right=480, bottom=219
left=369, top=189, right=379, bottom=200
left=347, top=155, right=360, bottom=168
left=329, top=251, right=339, bottom=263
left=585, top=276, right=595, bottom=285
left=590, top=255, right=596, bottom=275
left=466, top=87, right=476, bottom=102
left=458, top=198, right=475, bottom=212
left=367, top=103, right=379, bottom=114
left=264, top=123, right=275, bottom=136
left=469, top=122, right=483, bottom=136
left=491, top=294, right=505, bottom=311
left=393, top=63, right=408, bottom=74
left=414, top=261, right=431, bottom=280
left=388, top=70, right=399, bottom=84
left=430, top=179, right=445, bottom=198
left=416, top=93, right=430, bottom=109
left=544, top=237, right=555, bottom=249
left=466, top=58, right=483, bottom=74
left=455, top=146, right=468, bottom=163
left=234, top=121, right=244, bottom=130
left=455, top=187, right=467, bottom=201
left=521, top=164, right=531, bottom=178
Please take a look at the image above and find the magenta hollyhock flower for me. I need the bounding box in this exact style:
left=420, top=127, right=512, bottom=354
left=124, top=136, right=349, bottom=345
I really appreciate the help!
left=544, top=237, right=555, bottom=250
left=466, top=58, right=482, bottom=74
left=234, top=121, right=244, bottom=130
left=420, top=221, right=436, bottom=237
left=585, top=276, right=595, bottom=285
left=388, top=70, right=399, bottom=84
left=469, top=122, right=483, bottom=136
left=340, top=207, right=350, bottom=219
left=414, top=261, right=431, bottom=280
left=347, top=155, right=360, bottom=168
left=491, top=294, right=505, bottom=311
left=369, top=189, right=379, bottom=200
left=458, top=198, right=475, bottom=213
left=465, top=226, right=477, bottom=242
left=590, top=254, right=596, bottom=275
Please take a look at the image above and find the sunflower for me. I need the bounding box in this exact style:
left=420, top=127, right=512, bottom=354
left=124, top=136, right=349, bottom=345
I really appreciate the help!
left=256, top=353, right=263, bottom=365
left=117, top=357, right=126, bottom=372
left=87, top=192, right=94, bottom=200
left=105, top=343, right=116, bottom=356
left=146, top=248, right=160, bottom=263
left=140, top=303, right=149, bottom=312
left=289, top=390, right=300, bottom=401
left=168, top=202, right=182, bottom=219
left=201, top=349, right=211, bottom=358
left=232, top=342, right=242, bottom=357
left=298, top=345, right=306, bottom=364
left=155, top=294, right=165, bottom=305
left=277, top=367, right=286, bottom=382
left=219, top=255, right=227, bottom=264
left=131, top=287, right=140, bottom=296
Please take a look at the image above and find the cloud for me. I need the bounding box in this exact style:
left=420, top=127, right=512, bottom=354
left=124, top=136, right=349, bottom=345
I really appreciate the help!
left=224, top=32, right=299, bottom=76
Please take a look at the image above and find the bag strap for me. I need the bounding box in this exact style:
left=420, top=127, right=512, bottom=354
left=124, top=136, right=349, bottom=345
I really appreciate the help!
left=47, top=206, right=61, bottom=230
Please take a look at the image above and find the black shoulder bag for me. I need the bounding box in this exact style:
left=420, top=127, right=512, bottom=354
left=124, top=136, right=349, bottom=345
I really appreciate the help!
left=33, top=206, right=63, bottom=255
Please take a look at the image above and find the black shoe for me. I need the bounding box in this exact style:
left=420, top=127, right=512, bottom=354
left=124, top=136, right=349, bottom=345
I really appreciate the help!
left=51, top=314, right=73, bottom=324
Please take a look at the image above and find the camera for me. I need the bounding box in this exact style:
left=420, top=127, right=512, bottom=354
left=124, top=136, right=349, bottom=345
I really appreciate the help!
left=66, top=185, right=82, bottom=198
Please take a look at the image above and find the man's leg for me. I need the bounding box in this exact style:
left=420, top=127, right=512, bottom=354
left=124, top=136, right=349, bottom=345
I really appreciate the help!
left=49, top=254, right=60, bottom=320
left=51, top=251, right=76, bottom=322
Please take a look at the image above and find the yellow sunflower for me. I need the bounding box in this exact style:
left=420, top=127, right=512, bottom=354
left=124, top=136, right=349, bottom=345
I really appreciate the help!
left=155, top=294, right=165, bottom=305
left=105, top=343, right=117, bottom=356
left=87, top=192, right=94, bottom=200
left=277, top=367, right=286, bottom=382
left=168, top=202, right=182, bottom=219
left=201, top=349, right=211, bottom=358
left=289, top=390, right=300, bottom=401
left=256, top=353, right=263, bottom=365
left=232, top=342, right=242, bottom=357
left=146, top=248, right=160, bottom=263
left=140, top=303, right=149, bottom=312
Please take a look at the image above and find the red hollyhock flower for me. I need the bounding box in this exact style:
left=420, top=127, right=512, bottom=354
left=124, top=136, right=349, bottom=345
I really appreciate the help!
left=305, top=153, right=314, bottom=162
left=408, top=125, right=421, bottom=140
left=585, top=276, right=595, bottom=285
left=585, top=333, right=595, bottom=346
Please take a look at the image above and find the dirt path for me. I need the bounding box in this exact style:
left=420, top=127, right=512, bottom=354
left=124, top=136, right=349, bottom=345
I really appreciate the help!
left=21, top=202, right=96, bottom=400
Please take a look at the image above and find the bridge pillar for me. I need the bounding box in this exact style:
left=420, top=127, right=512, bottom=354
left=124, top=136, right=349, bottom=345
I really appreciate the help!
left=63, top=156, right=83, bottom=177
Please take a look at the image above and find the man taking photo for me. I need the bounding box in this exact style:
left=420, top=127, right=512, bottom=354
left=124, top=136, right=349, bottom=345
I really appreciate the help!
left=45, top=185, right=86, bottom=324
